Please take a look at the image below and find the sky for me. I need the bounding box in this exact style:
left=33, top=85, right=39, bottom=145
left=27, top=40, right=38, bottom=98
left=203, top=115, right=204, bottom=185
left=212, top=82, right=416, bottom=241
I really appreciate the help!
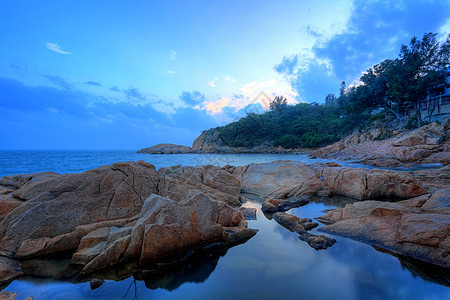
left=0, top=0, right=449, bottom=150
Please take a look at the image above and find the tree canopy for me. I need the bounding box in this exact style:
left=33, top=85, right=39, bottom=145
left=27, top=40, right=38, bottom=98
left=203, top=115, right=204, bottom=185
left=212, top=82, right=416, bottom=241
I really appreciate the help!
left=215, top=32, right=450, bottom=149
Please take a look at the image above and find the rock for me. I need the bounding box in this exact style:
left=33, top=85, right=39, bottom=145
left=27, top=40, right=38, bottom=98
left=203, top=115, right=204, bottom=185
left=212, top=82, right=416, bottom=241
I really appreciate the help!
left=0, top=161, right=158, bottom=256
left=240, top=207, right=257, bottom=220
left=298, top=233, right=336, bottom=250
left=0, top=291, right=18, bottom=300
left=272, top=212, right=335, bottom=250
left=272, top=212, right=318, bottom=233
left=158, top=164, right=241, bottom=206
left=234, top=161, right=325, bottom=198
left=90, top=278, right=105, bottom=290
left=317, top=167, right=426, bottom=200
left=261, top=197, right=309, bottom=213
left=137, top=144, right=194, bottom=154
left=72, top=191, right=257, bottom=274
left=317, top=188, right=450, bottom=267
left=0, top=256, right=23, bottom=286
left=310, top=121, right=449, bottom=168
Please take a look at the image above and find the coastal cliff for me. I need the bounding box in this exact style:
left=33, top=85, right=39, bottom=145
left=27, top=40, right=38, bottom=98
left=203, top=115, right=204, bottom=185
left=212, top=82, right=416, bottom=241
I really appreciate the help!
left=310, top=119, right=450, bottom=167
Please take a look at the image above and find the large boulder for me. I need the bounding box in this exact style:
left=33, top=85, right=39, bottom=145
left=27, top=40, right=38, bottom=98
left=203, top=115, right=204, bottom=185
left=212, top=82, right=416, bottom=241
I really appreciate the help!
left=317, top=188, right=450, bottom=268
left=233, top=161, right=325, bottom=198
left=317, top=167, right=426, bottom=200
left=158, top=164, right=241, bottom=206
left=74, top=191, right=257, bottom=274
left=0, top=161, right=159, bottom=256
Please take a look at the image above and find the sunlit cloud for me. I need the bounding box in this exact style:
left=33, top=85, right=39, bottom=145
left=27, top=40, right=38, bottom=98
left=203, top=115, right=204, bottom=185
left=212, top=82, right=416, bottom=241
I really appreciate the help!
left=170, top=51, right=177, bottom=60
left=45, top=42, right=71, bottom=54
left=204, top=78, right=298, bottom=116
left=208, top=78, right=217, bottom=87
left=167, top=70, right=176, bottom=74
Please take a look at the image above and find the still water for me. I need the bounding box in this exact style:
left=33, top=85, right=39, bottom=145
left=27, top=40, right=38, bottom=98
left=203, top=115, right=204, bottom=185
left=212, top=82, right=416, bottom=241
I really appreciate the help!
left=0, top=151, right=449, bottom=299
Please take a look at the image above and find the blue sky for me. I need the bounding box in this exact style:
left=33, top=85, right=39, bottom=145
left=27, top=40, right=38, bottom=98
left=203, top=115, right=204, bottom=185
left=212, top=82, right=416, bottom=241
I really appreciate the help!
left=0, top=0, right=449, bottom=149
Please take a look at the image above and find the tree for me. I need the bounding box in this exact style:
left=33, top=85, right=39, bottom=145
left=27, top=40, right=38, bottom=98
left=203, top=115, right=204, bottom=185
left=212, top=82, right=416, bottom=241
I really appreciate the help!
left=392, top=33, right=450, bottom=126
left=324, top=94, right=336, bottom=105
left=269, top=96, right=288, bottom=112
left=339, top=81, right=346, bottom=97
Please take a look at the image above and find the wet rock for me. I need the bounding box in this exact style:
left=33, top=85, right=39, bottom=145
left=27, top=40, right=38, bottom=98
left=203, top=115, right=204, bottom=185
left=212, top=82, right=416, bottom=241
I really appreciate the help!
left=298, top=233, right=336, bottom=250
left=261, top=197, right=309, bottom=213
left=318, top=188, right=450, bottom=267
left=240, top=207, right=257, bottom=220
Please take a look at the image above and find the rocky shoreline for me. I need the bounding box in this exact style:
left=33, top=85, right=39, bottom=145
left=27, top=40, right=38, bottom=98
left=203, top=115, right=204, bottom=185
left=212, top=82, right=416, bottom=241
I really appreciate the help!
left=0, top=158, right=448, bottom=291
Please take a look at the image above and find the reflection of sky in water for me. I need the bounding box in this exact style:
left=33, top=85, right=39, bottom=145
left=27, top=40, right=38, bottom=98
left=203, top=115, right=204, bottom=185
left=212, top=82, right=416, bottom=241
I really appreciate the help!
left=6, top=199, right=450, bottom=300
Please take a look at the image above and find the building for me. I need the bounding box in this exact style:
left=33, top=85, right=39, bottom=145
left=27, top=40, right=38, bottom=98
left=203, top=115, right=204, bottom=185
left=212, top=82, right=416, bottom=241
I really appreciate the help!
left=419, top=68, right=450, bottom=122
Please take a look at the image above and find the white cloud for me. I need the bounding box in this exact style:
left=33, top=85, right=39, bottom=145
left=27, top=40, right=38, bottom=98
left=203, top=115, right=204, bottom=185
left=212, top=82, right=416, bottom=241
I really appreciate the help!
left=167, top=70, right=176, bottom=74
left=45, top=42, right=71, bottom=54
left=170, top=51, right=177, bottom=60
left=208, top=78, right=217, bottom=87
left=223, top=75, right=236, bottom=82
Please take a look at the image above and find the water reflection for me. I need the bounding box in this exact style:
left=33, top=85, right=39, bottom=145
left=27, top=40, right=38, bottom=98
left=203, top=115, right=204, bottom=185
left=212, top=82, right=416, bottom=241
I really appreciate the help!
left=4, top=195, right=450, bottom=299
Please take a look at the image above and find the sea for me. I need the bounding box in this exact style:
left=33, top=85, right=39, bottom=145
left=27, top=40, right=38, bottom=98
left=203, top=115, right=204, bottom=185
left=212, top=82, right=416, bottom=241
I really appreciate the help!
left=0, top=150, right=449, bottom=300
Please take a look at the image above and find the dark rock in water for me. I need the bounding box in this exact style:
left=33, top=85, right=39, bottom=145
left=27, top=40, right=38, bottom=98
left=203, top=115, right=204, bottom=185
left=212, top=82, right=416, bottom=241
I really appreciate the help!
left=0, top=256, right=23, bottom=286
left=272, top=212, right=335, bottom=250
left=90, top=278, right=105, bottom=290
left=240, top=207, right=257, bottom=220
left=262, top=197, right=309, bottom=213
left=298, top=233, right=336, bottom=250
left=272, top=212, right=317, bottom=234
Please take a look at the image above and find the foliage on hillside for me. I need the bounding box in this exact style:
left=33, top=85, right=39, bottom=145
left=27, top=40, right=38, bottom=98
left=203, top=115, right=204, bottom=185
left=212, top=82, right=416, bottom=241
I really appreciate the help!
left=216, top=33, right=450, bottom=149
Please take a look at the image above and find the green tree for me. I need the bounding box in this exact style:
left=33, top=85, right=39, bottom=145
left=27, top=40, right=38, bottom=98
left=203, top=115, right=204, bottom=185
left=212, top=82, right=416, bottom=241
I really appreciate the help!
left=390, top=33, right=450, bottom=126
left=269, top=96, right=288, bottom=112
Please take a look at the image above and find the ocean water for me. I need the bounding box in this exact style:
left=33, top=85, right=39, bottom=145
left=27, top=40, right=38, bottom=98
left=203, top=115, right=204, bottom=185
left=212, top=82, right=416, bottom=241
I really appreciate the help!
left=1, top=151, right=449, bottom=299
left=0, top=150, right=375, bottom=177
